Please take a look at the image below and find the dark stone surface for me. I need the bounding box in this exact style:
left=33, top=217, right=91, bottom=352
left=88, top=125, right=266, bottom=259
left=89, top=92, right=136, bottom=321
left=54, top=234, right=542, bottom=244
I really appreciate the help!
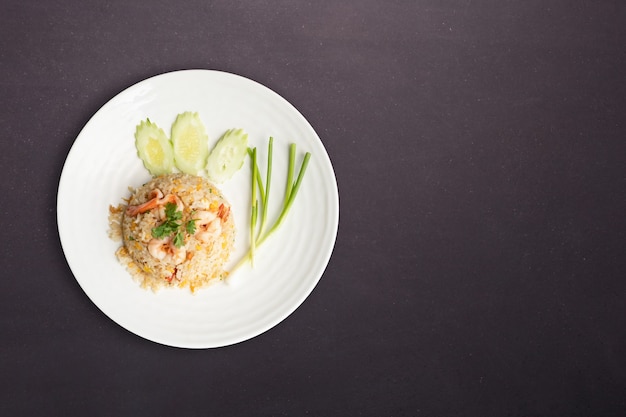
left=1, top=1, right=624, bottom=415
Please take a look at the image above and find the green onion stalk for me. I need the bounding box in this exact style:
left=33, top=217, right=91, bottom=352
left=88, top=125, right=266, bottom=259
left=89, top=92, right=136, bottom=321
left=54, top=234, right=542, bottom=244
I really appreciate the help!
left=231, top=141, right=311, bottom=273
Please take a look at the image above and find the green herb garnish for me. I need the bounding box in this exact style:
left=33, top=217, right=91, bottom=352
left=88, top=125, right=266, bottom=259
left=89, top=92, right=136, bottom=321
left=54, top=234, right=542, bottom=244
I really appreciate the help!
left=151, top=202, right=183, bottom=241
left=259, top=137, right=273, bottom=239
left=165, top=202, right=182, bottom=221
left=185, top=218, right=197, bottom=235
left=262, top=143, right=310, bottom=245
left=172, top=230, right=185, bottom=248
left=250, top=147, right=259, bottom=266
left=231, top=140, right=311, bottom=272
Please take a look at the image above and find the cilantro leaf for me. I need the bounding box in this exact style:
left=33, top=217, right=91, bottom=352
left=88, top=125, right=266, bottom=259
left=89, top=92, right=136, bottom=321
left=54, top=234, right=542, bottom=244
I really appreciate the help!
left=151, top=201, right=185, bottom=244
left=151, top=223, right=170, bottom=238
left=172, top=231, right=185, bottom=248
left=164, top=202, right=182, bottom=221
left=186, top=219, right=197, bottom=235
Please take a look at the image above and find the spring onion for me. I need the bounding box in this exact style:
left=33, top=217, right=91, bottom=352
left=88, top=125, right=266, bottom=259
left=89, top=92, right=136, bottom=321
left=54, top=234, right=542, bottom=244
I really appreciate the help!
left=258, top=137, right=273, bottom=240
left=231, top=140, right=311, bottom=272
left=250, top=147, right=258, bottom=267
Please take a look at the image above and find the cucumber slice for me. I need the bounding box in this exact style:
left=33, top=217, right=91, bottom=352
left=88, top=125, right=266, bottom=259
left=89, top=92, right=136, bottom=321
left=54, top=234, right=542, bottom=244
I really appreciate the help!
left=170, top=111, right=209, bottom=175
left=134, top=118, right=174, bottom=176
left=206, top=128, right=249, bottom=183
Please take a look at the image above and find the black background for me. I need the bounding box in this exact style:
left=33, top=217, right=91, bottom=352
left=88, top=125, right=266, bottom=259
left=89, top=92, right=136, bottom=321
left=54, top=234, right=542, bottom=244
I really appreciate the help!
left=1, top=1, right=625, bottom=416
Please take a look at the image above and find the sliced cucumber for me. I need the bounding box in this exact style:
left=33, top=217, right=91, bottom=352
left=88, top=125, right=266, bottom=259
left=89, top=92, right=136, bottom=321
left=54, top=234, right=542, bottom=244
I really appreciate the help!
left=135, top=118, right=174, bottom=176
left=206, top=128, right=249, bottom=183
left=171, top=111, right=209, bottom=175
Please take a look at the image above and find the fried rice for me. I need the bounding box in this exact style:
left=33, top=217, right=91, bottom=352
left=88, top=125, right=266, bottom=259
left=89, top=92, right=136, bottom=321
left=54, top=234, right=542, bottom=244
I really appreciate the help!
left=108, top=173, right=235, bottom=292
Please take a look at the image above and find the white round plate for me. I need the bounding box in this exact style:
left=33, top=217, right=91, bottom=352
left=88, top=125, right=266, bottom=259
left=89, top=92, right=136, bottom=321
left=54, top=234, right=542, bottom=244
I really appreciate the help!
left=57, top=69, right=339, bottom=348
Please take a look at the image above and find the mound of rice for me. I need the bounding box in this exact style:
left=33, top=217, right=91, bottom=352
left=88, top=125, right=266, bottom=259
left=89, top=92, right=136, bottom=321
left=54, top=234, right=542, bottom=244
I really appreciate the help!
left=108, top=173, right=235, bottom=292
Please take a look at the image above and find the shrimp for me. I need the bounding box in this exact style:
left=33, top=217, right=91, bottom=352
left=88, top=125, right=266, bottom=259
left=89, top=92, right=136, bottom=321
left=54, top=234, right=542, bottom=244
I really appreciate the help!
left=217, top=203, right=230, bottom=221
left=193, top=210, right=222, bottom=243
left=147, top=236, right=187, bottom=265
left=126, top=189, right=163, bottom=216
left=169, top=245, right=187, bottom=264
left=156, top=195, right=184, bottom=220
left=194, top=210, right=217, bottom=224
left=147, top=237, right=169, bottom=261
left=126, top=188, right=184, bottom=217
